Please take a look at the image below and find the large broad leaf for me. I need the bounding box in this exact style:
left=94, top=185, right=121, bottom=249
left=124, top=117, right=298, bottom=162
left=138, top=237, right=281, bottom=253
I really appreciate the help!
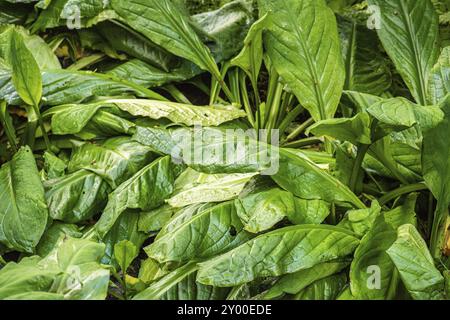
left=96, top=21, right=179, bottom=72
left=0, top=257, right=58, bottom=299
left=110, top=0, right=221, bottom=79
left=367, top=97, right=444, bottom=137
left=272, top=149, right=366, bottom=208
left=197, top=225, right=360, bottom=287
left=9, top=30, right=42, bottom=107
left=44, top=170, right=111, bottom=223
left=67, top=137, right=155, bottom=188
left=387, top=224, right=445, bottom=300
left=423, top=97, right=450, bottom=257
left=0, top=146, right=49, bottom=253
left=0, top=69, right=163, bottom=106
left=95, top=156, right=177, bottom=237
left=40, top=237, right=110, bottom=300
left=107, top=58, right=200, bottom=88
left=258, top=0, right=345, bottom=120
left=338, top=16, right=391, bottom=96
left=0, top=238, right=109, bottom=300
left=36, top=222, right=82, bottom=257
left=145, top=201, right=253, bottom=264
left=367, top=0, right=439, bottom=105
left=0, top=25, right=60, bottom=70
left=48, top=99, right=246, bottom=134
left=349, top=195, right=417, bottom=299
left=192, top=0, right=254, bottom=62
left=307, top=113, right=372, bottom=145
left=167, top=168, right=257, bottom=208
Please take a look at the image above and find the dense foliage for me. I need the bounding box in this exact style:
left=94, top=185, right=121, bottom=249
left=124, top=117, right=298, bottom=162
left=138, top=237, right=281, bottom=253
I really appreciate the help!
left=0, top=0, right=449, bottom=300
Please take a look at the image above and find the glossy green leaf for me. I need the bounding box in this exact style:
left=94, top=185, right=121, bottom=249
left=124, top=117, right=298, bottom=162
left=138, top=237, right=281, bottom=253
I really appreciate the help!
left=95, top=156, right=177, bottom=237
left=350, top=195, right=417, bottom=300
left=110, top=0, right=221, bottom=78
left=145, top=201, right=253, bottom=264
left=387, top=224, right=445, bottom=300
left=44, top=170, right=111, bottom=223
left=259, top=0, right=345, bottom=120
left=68, top=137, right=155, bottom=188
left=293, top=273, right=347, bottom=300
left=367, top=0, right=439, bottom=105
left=9, top=30, right=42, bottom=107
left=307, top=112, right=372, bottom=145
left=264, top=261, right=349, bottom=299
left=197, top=225, right=360, bottom=287
left=0, top=146, right=48, bottom=253
left=168, top=168, right=257, bottom=208
left=428, top=46, right=450, bottom=104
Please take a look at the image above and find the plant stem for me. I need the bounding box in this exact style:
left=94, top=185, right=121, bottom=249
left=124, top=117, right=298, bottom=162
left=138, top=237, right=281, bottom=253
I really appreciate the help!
left=32, top=103, right=51, bottom=151
left=285, top=117, right=314, bottom=142
left=349, top=144, right=370, bottom=193
left=239, top=72, right=255, bottom=127
left=163, top=84, right=191, bottom=104
left=379, top=182, right=428, bottom=206
left=283, top=137, right=323, bottom=148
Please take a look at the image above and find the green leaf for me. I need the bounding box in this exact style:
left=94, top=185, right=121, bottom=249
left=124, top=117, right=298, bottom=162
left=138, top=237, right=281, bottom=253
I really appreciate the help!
left=95, top=156, right=177, bottom=237
left=114, top=240, right=138, bottom=273
left=9, top=29, right=42, bottom=107
left=423, top=97, right=450, bottom=257
left=168, top=168, right=257, bottom=208
left=272, top=149, right=366, bottom=208
left=67, top=137, right=155, bottom=188
left=0, top=238, right=109, bottom=300
left=428, top=46, right=450, bottom=104
left=387, top=224, right=445, bottom=300
left=367, top=97, right=445, bottom=136
left=0, top=257, right=58, bottom=299
left=102, top=210, right=147, bottom=266
left=350, top=195, right=417, bottom=299
left=293, top=273, right=347, bottom=300
left=235, top=187, right=294, bottom=233
left=44, top=170, right=111, bottom=223
left=110, top=0, right=221, bottom=79
left=97, top=99, right=246, bottom=126
left=36, top=222, right=82, bottom=257
left=0, top=146, right=49, bottom=253
left=197, top=225, right=360, bottom=287
left=133, top=262, right=198, bottom=300
left=1, top=69, right=164, bottom=106
left=230, top=13, right=267, bottom=86
left=307, top=112, right=372, bottom=145
left=367, top=0, right=440, bottom=105
left=43, top=237, right=110, bottom=300
left=259, top=0, right=345, bottom=120
left=338, top=16, right=392, bottom=96
left=145, top=201, right=253, bottom=264
left=338, top=201, right=382, bottom=237
left=263, top=261, right=349, bottom=299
